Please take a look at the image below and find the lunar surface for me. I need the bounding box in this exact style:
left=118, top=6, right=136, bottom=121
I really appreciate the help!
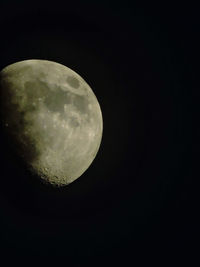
left=0, top=59, right=103, bottom=186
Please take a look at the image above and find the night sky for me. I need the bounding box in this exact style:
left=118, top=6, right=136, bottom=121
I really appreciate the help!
left=0, top=1, right=197, bottom=265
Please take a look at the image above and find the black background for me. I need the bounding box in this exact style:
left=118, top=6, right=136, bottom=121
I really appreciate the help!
left=0, top=1, right=198, bottom=266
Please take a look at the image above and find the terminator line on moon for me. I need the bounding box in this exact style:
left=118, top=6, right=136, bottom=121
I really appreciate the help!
left=0, top=59, right=103, bottom=186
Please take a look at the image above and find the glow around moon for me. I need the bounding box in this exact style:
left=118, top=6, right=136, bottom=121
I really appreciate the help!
left=0, top=59, right=103, bottom=186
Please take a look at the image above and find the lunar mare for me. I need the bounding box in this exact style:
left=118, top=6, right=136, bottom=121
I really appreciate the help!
left=0, top=59, right=103, bottom=186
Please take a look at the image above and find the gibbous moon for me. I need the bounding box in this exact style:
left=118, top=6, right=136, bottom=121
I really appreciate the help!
left=0, top=59, right=103, bottom=186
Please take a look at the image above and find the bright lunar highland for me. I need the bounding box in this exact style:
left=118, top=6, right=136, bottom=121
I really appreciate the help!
left=0, top=59, right=103, bottom=186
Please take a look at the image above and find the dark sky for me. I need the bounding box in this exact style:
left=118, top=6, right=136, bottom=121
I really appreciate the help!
left=0, top=1, right=198, bottom=266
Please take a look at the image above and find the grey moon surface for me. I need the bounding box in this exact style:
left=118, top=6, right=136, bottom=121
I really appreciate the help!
left=0, top=59, right=103, bottom=186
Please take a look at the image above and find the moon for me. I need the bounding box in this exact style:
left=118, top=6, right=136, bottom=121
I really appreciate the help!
left=0, top=59, right=103, bottom=186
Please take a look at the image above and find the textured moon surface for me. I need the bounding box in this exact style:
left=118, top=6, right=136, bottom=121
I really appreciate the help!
left=0, top=59, right=103, bottom=186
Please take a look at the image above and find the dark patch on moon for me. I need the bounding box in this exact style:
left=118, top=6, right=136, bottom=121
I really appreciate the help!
left=44, top=89, right=70, bottom=113
left=25, top=80, right=48, bottom=101
left=24, top=80, right=72, bottom=114
left=67, top=76, right=80, bottom=89
left=73, top=94, right=89, bottom=114
left=25, top=79, right=89, bottom=116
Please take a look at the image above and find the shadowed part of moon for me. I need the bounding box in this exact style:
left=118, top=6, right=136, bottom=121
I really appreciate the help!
left=0, top=80, right=40, bottom=164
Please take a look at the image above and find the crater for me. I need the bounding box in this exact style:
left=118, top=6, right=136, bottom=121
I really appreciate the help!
left=67, top=76, right=80, bottom=89
left=69, top=116, right=79, bottom=127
